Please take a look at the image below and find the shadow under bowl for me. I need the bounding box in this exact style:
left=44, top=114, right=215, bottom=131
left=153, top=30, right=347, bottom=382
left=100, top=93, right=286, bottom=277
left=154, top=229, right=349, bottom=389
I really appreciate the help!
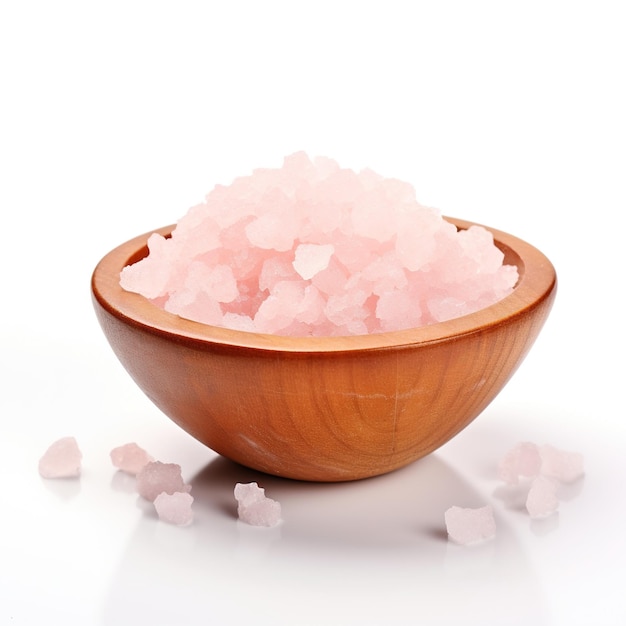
left=91, top=217, right=556, bottom=481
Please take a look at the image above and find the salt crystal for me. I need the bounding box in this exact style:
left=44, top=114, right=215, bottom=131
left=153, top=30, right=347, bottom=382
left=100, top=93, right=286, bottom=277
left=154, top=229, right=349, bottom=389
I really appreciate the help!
left=498, top=441, right=584, bottom=519
left=234, top=482, right=282, bottom=527
left=121, top=152, right=518, bottom=336
left=38, top=436, right=82, bottom=479
left=258, top=256, right=297, bottom=292
left=245, top=209, right=298, bottom=252
left=444, top=505, right=496, bottom=545
left=499, top=441, right=584, bottom=486
left=539, top=444, right=585, bottom=483
left=120, top=233, right=178, bottom=299
left=182, top=262, right=239, bottom=303
left=292, top=243, right=335, bottom=280
left=110, top=442, right=154, bottom=475
left=525, top=475, right=559, bottom=519
left=221, top=312, right=256, bottom=333
left=376, top=288, right=423, bottom=331
left=154, top=491, right=194, bottom=526
left=497, top=441, right=542, bottom=485
left=136, top=461, right=191, bottom=502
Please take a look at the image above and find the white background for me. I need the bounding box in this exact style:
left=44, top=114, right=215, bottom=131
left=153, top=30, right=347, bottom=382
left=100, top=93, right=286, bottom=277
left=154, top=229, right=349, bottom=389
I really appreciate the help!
left=1, top=1, right=625, bottom=624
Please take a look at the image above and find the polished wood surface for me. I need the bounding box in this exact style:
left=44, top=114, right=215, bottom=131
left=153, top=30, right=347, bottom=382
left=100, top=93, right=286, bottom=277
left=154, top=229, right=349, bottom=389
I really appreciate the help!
left=91, top=218, right=556, bottom=481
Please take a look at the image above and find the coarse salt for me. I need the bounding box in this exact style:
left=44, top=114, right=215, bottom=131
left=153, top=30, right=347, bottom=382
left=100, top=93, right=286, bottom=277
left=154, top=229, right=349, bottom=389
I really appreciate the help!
left=444, top=505, right=496, bottom=545
left=525, top=475, right=559, bottom=519
left=120, top=152, right=518, bottom=336
left=234, top=482, right=282, bottom=527
left=498, top=441, right=584, bottom=518
left=38, top=436, right=82, bottom=479
left=110, top=442, right=154, bottom=476
left=539, top=444, right=585, bottom=483
left=136, top=461, right=191, bottom=502
left=154, top=491, right=194, bottom=526
left=497, top=441, right=543, bottom=485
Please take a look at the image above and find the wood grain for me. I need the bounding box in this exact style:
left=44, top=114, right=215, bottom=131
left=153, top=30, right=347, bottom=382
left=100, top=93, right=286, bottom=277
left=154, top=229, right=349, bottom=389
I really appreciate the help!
left=92, top=218, right=556, bottom=481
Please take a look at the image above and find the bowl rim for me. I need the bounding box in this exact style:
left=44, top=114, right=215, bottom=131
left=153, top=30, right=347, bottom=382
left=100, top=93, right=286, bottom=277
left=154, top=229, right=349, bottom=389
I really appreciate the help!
left=91, top=217, right=557, bottom=354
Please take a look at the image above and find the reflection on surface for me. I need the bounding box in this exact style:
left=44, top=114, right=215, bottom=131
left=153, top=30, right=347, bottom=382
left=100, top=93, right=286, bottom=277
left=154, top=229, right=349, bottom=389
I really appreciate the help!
left=40, top=476, right=81, bottom=501
left=102, top=453, right=550, bottom=626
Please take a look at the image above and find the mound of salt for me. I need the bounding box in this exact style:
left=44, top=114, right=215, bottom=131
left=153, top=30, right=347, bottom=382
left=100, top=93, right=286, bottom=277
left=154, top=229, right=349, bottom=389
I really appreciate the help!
left=234, top=482, right=282, bottom=527
left=38, top=436, right=82, bottom=479
left=110, top=442, right=154, bottom=475
left=120, top=152, right=518, bottom=336
left=136, top=461, right=191, bottom=502
left=444, top=505, right=496, bottom=545
left=154, top=491, right=194, bottom=526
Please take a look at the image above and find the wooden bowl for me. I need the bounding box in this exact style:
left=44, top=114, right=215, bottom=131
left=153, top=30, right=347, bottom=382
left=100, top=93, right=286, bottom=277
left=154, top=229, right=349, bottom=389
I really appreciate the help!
left=91, top=218, right=556, bottom=482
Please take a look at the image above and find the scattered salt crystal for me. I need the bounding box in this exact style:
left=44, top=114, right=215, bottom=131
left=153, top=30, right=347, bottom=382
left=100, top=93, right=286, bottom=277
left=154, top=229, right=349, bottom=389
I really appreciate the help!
left=136, top=461, right=191, bottom=502
left=154, top=491, right=194, bottom=526
left=539, top=444, right=585, bottom=483
left=526, top=475, right=559, bottom=519
left=444, top=505, right=496, bottom=545
left=498, top=441, right=584, bottom=520
left=497, top=441, right=542, bottom=485
left=110, top=442, right=154, bottom=475
left=38, top=436, right=82, bottom=478
left=234, top=482, right=282, bottom=527
left=121, top=152, right=518, bottom=336
left=499, top=442, right=584, bottom=486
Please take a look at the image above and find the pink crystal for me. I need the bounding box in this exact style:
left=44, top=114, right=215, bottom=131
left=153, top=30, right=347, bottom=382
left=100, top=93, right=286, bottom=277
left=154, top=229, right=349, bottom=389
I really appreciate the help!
left=110, top=442, right=154, bottom=475
left=526, top=475, right=559, bottom=519
left=38, top=436, right=82, bottom=479
left=292, top=243, right=335, bottom=280
left=136, top=461, right=191, bottom=502
left=120, top=152, right=518, bottom=336
left=539, top=444, right=585, bottom=483
left=234, top=482, right=282, bottom=527
left=497, top=441, right=542, bottom=485
left=154, top=491, right=194, bottom=526
left=444, top=505, right=496, bottom=545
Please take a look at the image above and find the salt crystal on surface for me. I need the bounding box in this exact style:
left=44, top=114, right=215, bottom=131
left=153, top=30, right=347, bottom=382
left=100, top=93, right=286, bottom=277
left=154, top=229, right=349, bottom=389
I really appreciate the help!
left=234, top=482, right=282, bottom=527
left=539, top=444, right=585, bottom=483
left=38, top=436, right=82, bottom=479
left=444, top=505, right=496, bottom=545
left=121, top=152, right=518, bottom=336
left=498, top=442, right=584, bottom=485
left=136, top=461, right=191, bottom=502
left=497, top=441, right=542, bottom=485
left=526, top=475, right=559, bottom=519
left=154, top=491, right=194, bottom=526
left=497, top=441, right=584, bottom=519
left=110, top=442, right=154, bottom=476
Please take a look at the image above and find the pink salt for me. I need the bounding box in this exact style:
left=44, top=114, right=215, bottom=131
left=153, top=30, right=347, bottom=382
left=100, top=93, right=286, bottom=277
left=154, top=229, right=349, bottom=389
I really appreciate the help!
left=110, top=442, right=154, bottom=475
left=120, top=152, right=518, bottom=336
left=38, top=436, right=82, bottom=479
left=154, top=491, right=194, bottom=526
left=136, top=461, right=191, bottom=502
left=292, top=243, right=335, bottom=280
left=444, top=505, right=496, bottom=545
left=499, top=442, right=584, bottom=486
left=539, top=444, right=585, bottom=483
left=526, top=475, right=559, bottom=519
left=234, top=482, right=282, bottom=527
left=497, top=441, right=542, bottom=485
